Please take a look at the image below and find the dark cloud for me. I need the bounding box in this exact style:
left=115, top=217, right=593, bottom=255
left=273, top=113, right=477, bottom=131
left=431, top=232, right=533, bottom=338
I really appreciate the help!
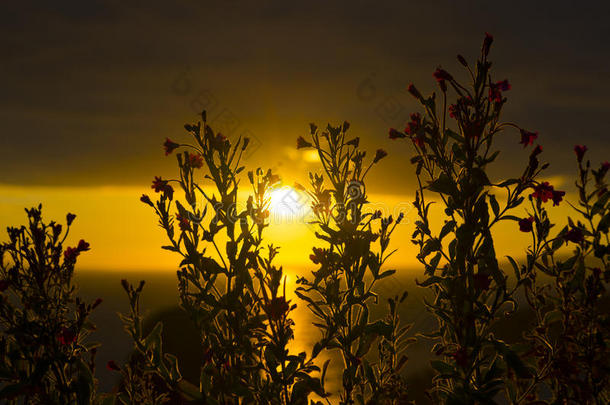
left=1, top=0, right=608, bottom=192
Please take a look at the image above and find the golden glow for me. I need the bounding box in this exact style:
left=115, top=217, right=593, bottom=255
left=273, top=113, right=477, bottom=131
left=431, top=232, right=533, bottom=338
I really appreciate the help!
left=269, top=186, right=308, bottom=222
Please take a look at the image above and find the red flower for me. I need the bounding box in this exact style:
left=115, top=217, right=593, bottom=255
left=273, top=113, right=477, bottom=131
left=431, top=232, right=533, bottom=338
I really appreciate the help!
left=448, top=104, right=458, bottom=119
left=519, top=216, right=534, bottom=232
left=603, top=161, right=610, bottom=171
left=489, top=80, right=510, bottom=103
left=473, top=273, right=491, bottom=291
left=407, top=83, right=422, bottom=100
left=564, top=227, right=584, bottom=244
left=176, top=214, right=191, bottom=231
left=140, top=194, right=154, bottom=207
left=404, top=113, right=421, bottom=135
left=482, top=32, right=493, bottom=56
left=106, top=360, right=121, bottom=372
left=496, top=79, right=511, bottom=91
left=389, top=128, right=405, bottom=140
left=531, top=182, right=555, bottom=203
left=151, top=176, right=174, bottom=199
left=452, top=347, right=469, bottom=368
left=265, top=296, right=290, bottom=321
left=519, top=130, right=538, bottom=147
left=0, top=279, right=9, bottom=292
left=551, top=190, right=565, bottom=206
left=574, top=145, right=587, bottom=162
left=188, top=153, right=204, bottom=169
left=213, top=134, right=228, bottom=150
left=373, top=149, right=387, bottom=163
left=296, top=136, right=312, bottom=149
left=163, top=138, right=179, bottom=156
left=64, top=247, right=79, bottom=262
left=433, top=68, right=453, bottom=82
left=58, top=327, right=77, bottom=345
left=77, top=239, right=90, bottom=252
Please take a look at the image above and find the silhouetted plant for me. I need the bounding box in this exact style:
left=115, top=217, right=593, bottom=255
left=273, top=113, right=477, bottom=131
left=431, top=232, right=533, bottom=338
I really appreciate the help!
left=512, top=148, right=609, bottom=403
left=390, top=34, right=548, bottom=403
left=140, top=111, right=324, bottom=404
left=295, top=123, right=412, bottom=404
left=0, top=206, right=99, bottom=404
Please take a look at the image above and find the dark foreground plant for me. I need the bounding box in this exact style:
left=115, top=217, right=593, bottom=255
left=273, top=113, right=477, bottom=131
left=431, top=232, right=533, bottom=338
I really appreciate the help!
left=0, top=206, right=99, bottom=404
left=295, top=123, right=413, bottom=404
left=514, top=148, right=609, bottom=404
left=390, top=34, right=552, bottom=403
left=140, top=111, right=325, bottom=404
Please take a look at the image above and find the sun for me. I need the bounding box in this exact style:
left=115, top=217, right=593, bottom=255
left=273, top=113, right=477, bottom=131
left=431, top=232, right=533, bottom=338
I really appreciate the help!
left=269, top=186, right=307, bottom=221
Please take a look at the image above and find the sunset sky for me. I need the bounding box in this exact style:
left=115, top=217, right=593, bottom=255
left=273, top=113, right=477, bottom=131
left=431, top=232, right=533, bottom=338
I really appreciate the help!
left=1, top=1, right=608, bottom=272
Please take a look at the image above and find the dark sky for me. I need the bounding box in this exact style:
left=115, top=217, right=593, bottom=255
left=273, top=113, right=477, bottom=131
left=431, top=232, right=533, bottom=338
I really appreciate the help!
left=1, top=0, right=608, bottom=194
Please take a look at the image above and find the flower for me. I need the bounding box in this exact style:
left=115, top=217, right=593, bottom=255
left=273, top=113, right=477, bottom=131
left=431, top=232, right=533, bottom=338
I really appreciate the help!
left=389, top=128, right=404, bottom=140
left=531, top=182, right=556, bottom=203
left=176, top=214, right=191, bottom=231
left=574, top=145, right=587, bottom=162
left=373, top=149, right=387, bottom=163
left=564, top=227, right=584, bottom=244
left=66, top=213, right=76, bottom=226
left=77, top=239, right=90, bottom=252
left=407, top=83, right=422, bottom=100
left=473, top=273, right=491, bottom=291
left=265, top=296, right=290, bottom=321
left=489, top=80, right=510, bottom=103
left=140, top=194, right=154, bottom=207
left=519, top=130, right=538, bottom=147
left=64, top=247, right=79, bottom=262
left=296, top=136, right=312, bottom=149
left=452, top=347, right=469, bottom=368
left=163, top=138, right=179, bottom=155
left=482, top=32, right=493, bottom=56
left=151, top=176, right=174, bottom=199
left=551, top=190, right=565, bottom=206
left=58, top=327, right=77, bottom=345
left=433, top=68, right=453, bottom=82
left=188, top=153, right=204, bottom=169
left=519, top=216, right=534, bottom=232
left=106, top=360, right=121, bottom=372
left=404, top=112, right=421, bottom=135
left=346, top=137, right=360, bottom=147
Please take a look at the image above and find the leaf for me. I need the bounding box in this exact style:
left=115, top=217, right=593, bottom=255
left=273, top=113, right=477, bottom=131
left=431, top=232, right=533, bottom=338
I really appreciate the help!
left=428, top=174, right=456, bottom=196
left=489, top=194, right=500, bottom=217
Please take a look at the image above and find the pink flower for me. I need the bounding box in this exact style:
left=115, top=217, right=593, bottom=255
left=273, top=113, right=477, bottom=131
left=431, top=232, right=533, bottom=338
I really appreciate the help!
left=151, top=176, right=174, bottom=199
left=66, top=213, right=76, bottom=226
left=496, top=79, right=511, bottom=91
left=519, top=216, right=534, bottom=232
left=574, top=145, right=587, bottom=162
left=404, top=113, right=421, bottom=135
left=519, top=130, right=538, bottom=147
left=188, top=153, right=204, bottom=169
left=531, top=182, right=563, bottom=204
left=163, top=138, right=179, bottom=156
left=433, top=68, right=453, bottom=82
left=489, top=80, right=510, bottom=103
